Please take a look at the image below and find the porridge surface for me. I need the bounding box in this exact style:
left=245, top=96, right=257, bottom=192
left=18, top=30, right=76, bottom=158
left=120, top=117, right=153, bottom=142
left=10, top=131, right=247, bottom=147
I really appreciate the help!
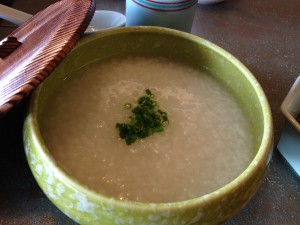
left=41, top=57, right=254, bottom=203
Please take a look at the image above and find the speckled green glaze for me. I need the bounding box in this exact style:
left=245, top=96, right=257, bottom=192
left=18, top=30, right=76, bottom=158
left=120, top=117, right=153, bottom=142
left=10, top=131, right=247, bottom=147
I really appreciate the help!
left=23, top=27, right=273, bottom=225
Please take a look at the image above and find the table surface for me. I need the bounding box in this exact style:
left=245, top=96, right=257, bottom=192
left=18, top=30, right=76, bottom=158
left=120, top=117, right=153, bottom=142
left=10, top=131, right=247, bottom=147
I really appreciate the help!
left=0, top=0, right=300, bottom=224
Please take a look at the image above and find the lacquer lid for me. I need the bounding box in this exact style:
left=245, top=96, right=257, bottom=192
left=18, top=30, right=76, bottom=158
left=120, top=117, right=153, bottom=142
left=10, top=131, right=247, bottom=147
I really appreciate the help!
left=0, top=0, right=95, bottom=116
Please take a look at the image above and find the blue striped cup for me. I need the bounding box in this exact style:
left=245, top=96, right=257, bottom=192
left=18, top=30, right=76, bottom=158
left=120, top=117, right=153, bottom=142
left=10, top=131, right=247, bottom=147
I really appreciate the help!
left=126, top=0, right=197, bottom=32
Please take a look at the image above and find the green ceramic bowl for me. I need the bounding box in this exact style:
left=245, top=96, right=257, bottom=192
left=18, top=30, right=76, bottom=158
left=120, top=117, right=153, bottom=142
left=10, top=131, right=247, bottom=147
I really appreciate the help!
left=23, top=27, right=273, bottom=225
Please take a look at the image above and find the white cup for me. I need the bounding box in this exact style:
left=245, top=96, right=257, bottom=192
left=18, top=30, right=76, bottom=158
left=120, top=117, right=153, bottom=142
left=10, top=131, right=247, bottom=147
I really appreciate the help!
left=85, top=10, right=126, bottom=34
left=125, top=0, right=197, bottom=33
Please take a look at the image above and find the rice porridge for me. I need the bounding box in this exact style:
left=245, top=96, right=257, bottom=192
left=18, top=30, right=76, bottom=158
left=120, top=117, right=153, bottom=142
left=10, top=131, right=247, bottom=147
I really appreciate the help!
left=40, top=56, right=254, bottom=203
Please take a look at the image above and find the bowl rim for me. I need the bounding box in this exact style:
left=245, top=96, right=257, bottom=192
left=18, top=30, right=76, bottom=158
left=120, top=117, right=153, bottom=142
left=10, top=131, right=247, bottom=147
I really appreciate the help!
left=25, top=26, right=274, bottom=212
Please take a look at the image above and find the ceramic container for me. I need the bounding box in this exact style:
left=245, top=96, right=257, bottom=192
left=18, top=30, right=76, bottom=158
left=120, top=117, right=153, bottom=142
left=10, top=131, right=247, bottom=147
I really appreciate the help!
left=125, top=0, right=197, bottom=32
left=23, top=27, right=273, bottom=225
left=278, top=76, right=300, bottom=176
left=85, top=10, right=126, bottom=34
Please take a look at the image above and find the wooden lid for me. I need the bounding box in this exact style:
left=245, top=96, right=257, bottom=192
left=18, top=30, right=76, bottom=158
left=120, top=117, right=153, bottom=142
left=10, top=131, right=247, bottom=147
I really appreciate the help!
left=0, top=0, right=95, bottom=117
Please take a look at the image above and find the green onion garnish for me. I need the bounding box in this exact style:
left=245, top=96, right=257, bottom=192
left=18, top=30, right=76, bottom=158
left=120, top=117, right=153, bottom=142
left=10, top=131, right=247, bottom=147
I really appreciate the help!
left=116, top=89, right=169, bottom=145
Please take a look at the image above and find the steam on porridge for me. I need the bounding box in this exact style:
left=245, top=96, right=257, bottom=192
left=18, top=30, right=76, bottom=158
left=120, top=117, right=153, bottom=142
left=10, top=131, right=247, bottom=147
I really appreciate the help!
left=40, top=56, right=254, bottom=203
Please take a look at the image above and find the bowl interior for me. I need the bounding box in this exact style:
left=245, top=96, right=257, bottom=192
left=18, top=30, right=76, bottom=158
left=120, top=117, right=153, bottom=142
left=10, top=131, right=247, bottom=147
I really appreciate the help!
left=36, top=27, right=267, bottom=152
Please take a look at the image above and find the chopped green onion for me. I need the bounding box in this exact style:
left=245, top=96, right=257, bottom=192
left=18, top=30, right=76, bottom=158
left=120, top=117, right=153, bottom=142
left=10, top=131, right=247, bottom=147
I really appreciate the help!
left=116, top=89, right=169, bottom=145
left=124, top=103, right=132, bottom=109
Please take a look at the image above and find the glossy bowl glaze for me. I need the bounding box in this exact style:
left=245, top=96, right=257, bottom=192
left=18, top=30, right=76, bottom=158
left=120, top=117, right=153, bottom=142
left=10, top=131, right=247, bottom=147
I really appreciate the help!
left=23, top=27, right=273, bottom=225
